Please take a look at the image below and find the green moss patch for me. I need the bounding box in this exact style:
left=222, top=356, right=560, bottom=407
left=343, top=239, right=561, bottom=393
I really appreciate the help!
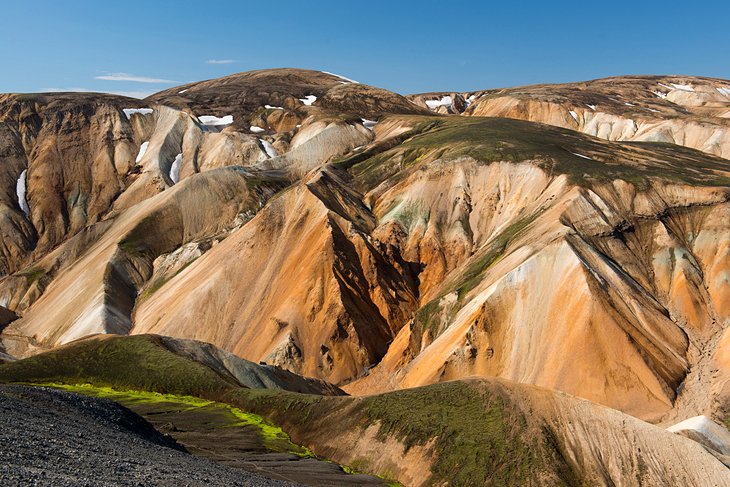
left=43, top=383, right=314, bottom=457
left=360, top=381, right=552, bottom=486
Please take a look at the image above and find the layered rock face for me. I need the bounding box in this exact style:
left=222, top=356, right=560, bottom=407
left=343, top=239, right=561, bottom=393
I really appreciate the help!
left=1, top=70, right=730, bottom=436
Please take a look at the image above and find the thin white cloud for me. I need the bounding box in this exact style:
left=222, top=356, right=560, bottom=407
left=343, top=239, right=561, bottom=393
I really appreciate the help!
left=42, top=87, right=153, bottom=99
left=206, top=59, right=237, bottom=64
left=43, top=87, right=93, bottom=93
left=95, top=72, right=177, bottom=83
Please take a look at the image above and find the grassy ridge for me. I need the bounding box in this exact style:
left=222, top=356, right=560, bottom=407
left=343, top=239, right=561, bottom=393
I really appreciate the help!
left=347, top=115, right=730, bottom=190
left=0, top=335, right=238, bottom=396
left=0, top=334, right=579, bottom=486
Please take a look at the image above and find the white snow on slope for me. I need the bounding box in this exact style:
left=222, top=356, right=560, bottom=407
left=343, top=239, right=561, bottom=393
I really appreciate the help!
left=169, top=153, right=183, bottom=184
left=653, top=90, right=668, bottom=99
left=322, top=71, right=359, bottom=84
left=425, top=96, right=452, bottom=110
left=135, top=141, right=149, bottom=163
left=16, top=169, right=29, bottom=216
left=569, top=110, right=579, bottom=122
left=122, top=108, right=154, bottom=119
left=265, top=105, right=283, bottom=109
left=299, top=95, right=317, bottom=106
left=671, top=83, right=695, bottom=92
left=658, top=82, right=673, bottom=90
left=250, top=125, right=265, bottom=134
left=260, top=139, right=278, bottom=158
left=624, top=102, right=635, bottom=106
left=178, top=89, right=188, bottom=94
left=717, top=87, right=730, bottom=97
left=586, top=104, right=596, bottom=111
left=668, top=415, right=730, bottom=455
left=362, top=118, right=377, bottom=130
left=198, top=115, right=233, bottom=126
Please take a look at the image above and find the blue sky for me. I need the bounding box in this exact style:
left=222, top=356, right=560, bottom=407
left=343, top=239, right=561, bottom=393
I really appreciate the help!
left=2, top=1, right=728, bottom=97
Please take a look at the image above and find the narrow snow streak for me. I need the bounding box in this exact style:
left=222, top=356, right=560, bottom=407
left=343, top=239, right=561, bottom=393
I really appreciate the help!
left=265, top=105, right=283, bottom=109
left=250, top=126, right=265, bottom=134
left=178, top=89, right=188, bottom=94
left=572, top=152, right=593, bottom=160
left=322, top=71, right=359, bottom=83
left=198, top=115, right=233, bottom=126
left=135, top=141, right=149, bottom=163
left=586, top=104, right=596, bottom=111
left=16, top=169, right=30, bottom=216
left=569, top=110, right=579, bottom=122
left=170, top=153, right=183, bottom=184
left=122, top=108, right=154, bottom=119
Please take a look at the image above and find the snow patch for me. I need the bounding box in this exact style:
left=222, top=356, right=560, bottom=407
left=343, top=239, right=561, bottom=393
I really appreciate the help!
left=299, top=95, right=317, bottom=106
left=265, top=105, right=283, bottom=109
left=322, top=71, right=359, bottom=84
left=653, top=90, right=668, bottom=99
left=667, top=415, right=730, bottom=454
left=16, top=169, right=29, bottom=216
left=178, top=89, right=188, bottom=94
left=717, top=87, right=730, bottom=97
left=260, top=139, right=278, bottom=158
left=122, top=108, right=153, bottom=119
left=569, top=110, right=579, bottom=122
left=658, top=82, right=673, bottom=90
left=169, top=153, right=182, bottom=184
left=135, top=141, right=149, bottom=163
left=250, top=125, right=265, bottom=134
left=198, top=115, right=233, bottom=126
left=624, top=102, right=635, bottom=106
left=362, top=118, right=377, bottom=130
left=586, top=104, right=596, bottom=111
left=425, top=96, right=452, bottom=110
left=671, top=83, right=695, bottom=92
left=646, top=107, right=661, bottom=113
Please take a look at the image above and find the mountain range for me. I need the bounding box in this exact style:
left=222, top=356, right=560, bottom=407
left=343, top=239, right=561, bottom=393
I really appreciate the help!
left=1, top=68, right=730, bottom=485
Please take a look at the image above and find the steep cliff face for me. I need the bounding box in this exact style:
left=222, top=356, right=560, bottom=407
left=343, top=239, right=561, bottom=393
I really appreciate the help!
left=133, top=169, right=419, bottom=384
left=1, top=72, right=730, bottom=435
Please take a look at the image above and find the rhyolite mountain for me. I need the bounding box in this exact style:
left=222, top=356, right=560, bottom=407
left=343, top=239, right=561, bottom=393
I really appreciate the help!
left=1, top=68, right=730, bottom=485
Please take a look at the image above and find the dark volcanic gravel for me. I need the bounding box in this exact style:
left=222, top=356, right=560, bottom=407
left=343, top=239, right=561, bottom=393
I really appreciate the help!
left=0, top=385, right=298, bottom=486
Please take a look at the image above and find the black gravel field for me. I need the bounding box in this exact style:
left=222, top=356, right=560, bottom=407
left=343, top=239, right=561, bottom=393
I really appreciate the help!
left=0, top=385, right=298, bottom=486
